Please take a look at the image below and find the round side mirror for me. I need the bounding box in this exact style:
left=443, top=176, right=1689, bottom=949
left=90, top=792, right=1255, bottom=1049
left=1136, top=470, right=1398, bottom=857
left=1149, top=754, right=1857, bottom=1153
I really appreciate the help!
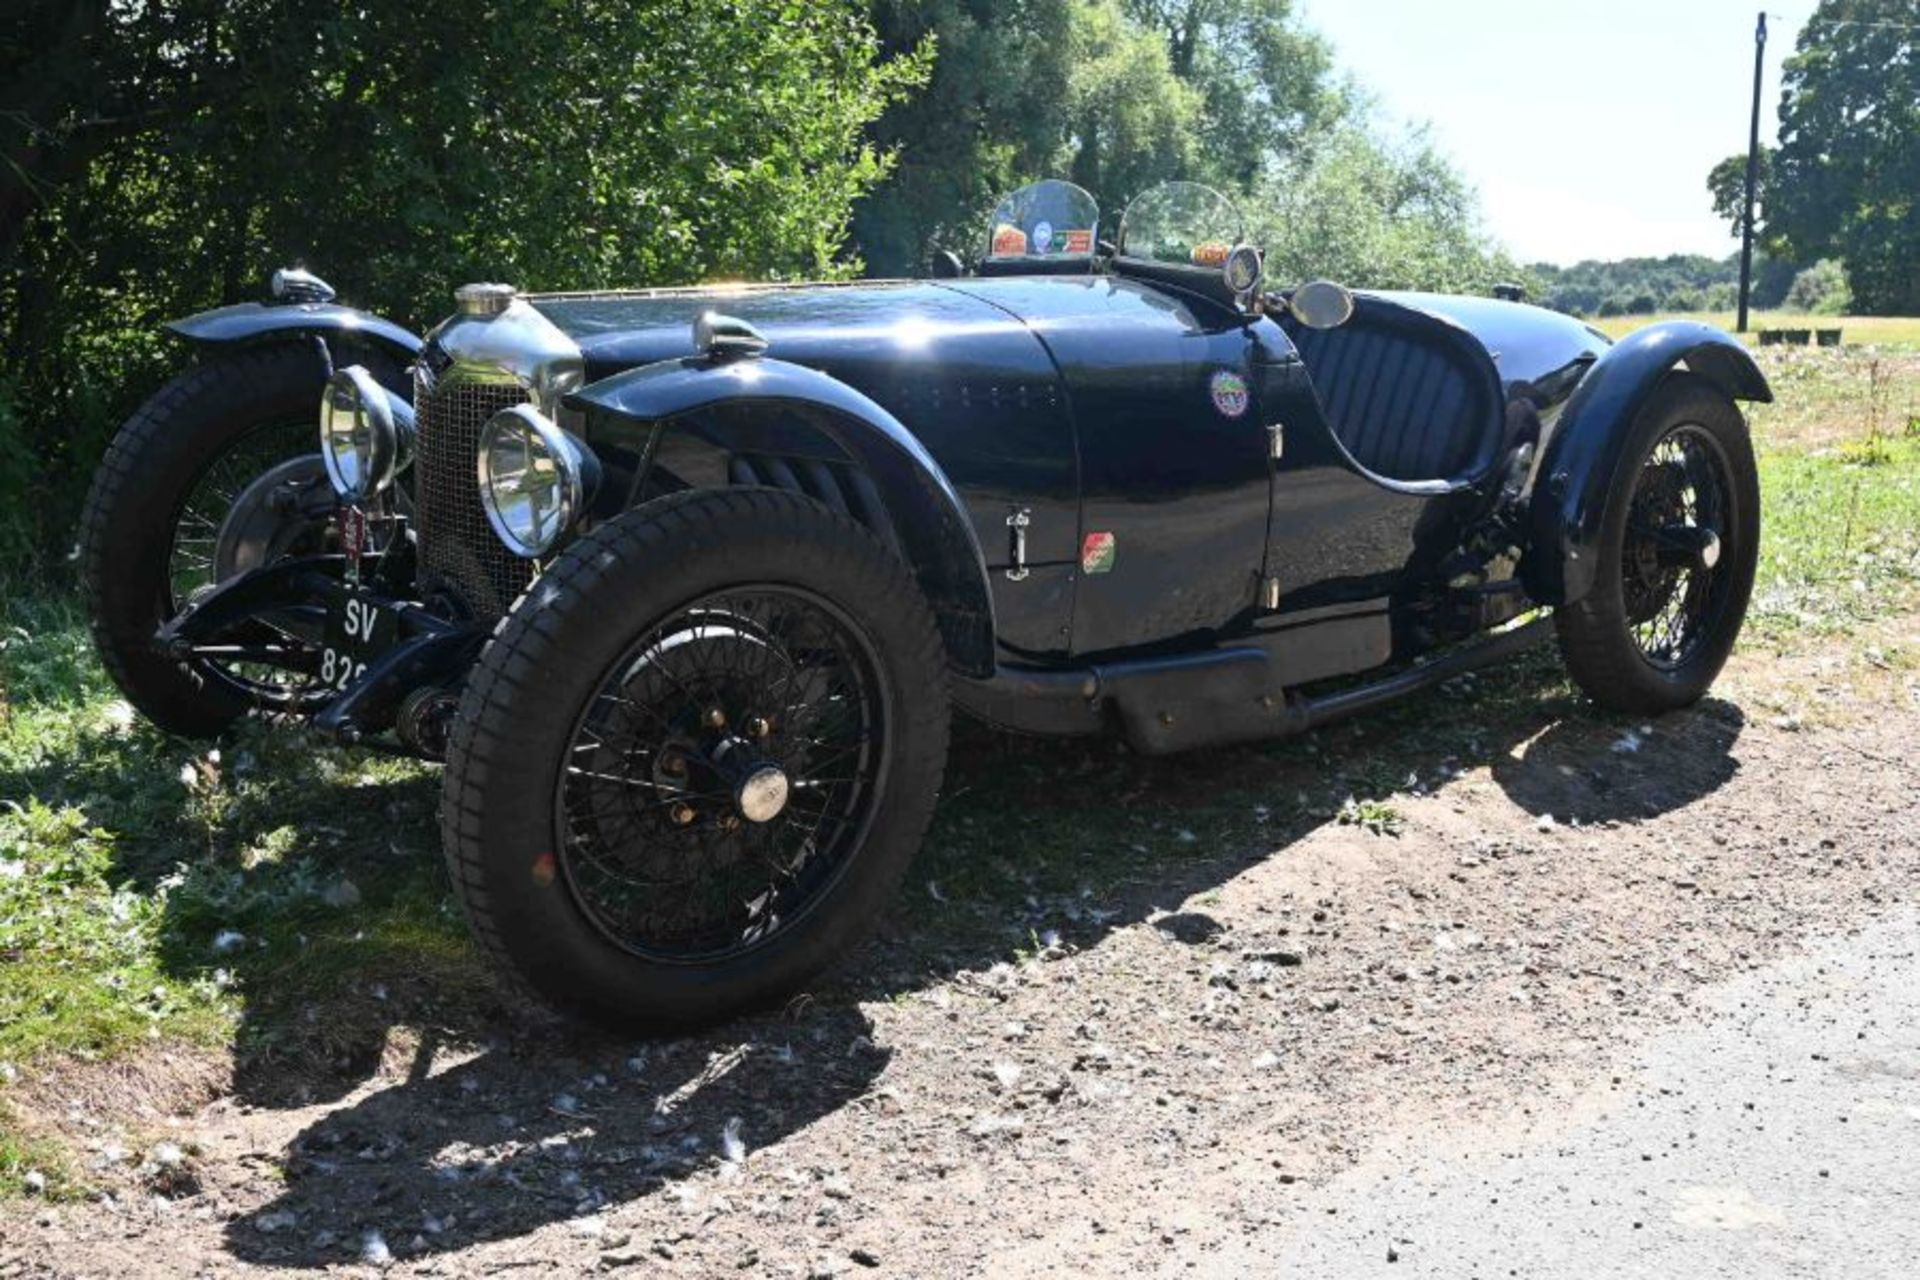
left=1287, top=279, right=1355, bottom=330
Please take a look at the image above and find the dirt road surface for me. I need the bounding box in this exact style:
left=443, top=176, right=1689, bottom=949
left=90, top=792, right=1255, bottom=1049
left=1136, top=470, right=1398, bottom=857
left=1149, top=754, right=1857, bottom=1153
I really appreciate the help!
left=4, top=644, right=1918, bottom=1278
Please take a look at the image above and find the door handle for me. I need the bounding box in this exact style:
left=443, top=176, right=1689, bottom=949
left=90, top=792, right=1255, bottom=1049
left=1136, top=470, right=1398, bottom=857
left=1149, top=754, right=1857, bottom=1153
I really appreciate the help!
left=1005, top=508, right=1031, bottom=582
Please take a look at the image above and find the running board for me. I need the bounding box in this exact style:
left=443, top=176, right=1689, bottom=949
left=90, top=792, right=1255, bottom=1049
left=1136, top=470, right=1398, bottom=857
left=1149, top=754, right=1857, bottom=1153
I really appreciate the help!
left=1296, top=615, right=1552, bottom=733
left=956, top=617, right=1554, bottom=755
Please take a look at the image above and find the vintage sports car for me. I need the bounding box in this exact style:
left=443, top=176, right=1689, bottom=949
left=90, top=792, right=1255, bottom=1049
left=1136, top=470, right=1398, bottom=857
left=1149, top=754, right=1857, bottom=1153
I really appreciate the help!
left=82, top=180, right=1767, bottom=1027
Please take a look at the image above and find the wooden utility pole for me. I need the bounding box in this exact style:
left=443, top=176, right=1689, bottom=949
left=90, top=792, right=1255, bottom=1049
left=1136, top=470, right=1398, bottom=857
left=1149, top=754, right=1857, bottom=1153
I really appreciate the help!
left=1737, top=11, right=1768, bottom=333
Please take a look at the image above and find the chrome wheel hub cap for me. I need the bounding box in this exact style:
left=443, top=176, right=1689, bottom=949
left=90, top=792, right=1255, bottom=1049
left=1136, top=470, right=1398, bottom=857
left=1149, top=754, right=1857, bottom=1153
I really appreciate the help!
left=737, top=765, right=791, bottom=823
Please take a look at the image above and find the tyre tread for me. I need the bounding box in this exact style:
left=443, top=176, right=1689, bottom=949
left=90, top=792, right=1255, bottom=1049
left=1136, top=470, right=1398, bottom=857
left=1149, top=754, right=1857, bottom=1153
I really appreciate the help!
left=440, top=487, right=949, bottom=1023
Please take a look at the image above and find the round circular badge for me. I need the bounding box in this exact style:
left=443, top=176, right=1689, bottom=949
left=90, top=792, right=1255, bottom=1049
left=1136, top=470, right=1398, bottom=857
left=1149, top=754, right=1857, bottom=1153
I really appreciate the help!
left=1209, top=369, right=1250, bottom=419
left=1032, top=220, right=1054, bottom=254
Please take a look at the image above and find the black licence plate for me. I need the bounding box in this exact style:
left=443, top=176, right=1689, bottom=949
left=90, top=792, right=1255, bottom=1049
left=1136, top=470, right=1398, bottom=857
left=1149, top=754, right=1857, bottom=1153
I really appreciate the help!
left=321, top=594, right=399, bottom=693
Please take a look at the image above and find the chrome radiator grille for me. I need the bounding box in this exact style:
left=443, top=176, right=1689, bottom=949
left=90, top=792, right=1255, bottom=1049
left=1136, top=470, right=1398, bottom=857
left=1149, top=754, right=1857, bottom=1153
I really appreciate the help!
left=413, top=374, right=534, bottom=621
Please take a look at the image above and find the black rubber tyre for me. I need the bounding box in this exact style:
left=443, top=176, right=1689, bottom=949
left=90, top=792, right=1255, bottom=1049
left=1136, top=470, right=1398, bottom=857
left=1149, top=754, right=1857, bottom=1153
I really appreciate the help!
left=1556, top=374, right=1760, bottom=714
left=440, top=488, right=951, bottom=1029
left=82, top=343, right=337, bottom=738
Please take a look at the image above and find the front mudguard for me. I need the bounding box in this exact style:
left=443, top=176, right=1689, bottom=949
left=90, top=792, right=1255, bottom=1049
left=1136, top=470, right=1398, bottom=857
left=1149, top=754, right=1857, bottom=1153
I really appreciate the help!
left=1522, top=322, right=1771, bottom=606
left=168, top=301, right=423, bottom=366
left=570, top=355, right=998, bottom=678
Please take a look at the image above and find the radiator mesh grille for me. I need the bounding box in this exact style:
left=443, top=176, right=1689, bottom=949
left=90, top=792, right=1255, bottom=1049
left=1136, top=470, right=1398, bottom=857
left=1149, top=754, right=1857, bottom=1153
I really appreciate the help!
left=414, top=373, right=534, bottom=621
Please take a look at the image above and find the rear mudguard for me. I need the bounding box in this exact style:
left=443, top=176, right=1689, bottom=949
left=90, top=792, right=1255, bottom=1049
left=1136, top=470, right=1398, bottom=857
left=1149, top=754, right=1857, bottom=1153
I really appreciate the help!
left=168, top=302, right=423, bottom=365
left=569, top=356, right=996, bottom=677
left=1523, top=321, right=1771, bottom=606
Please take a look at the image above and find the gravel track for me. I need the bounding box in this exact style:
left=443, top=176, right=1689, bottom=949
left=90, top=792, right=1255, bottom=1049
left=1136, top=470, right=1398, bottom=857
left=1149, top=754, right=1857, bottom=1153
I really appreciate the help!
left=4, top=650, right=1917, bottom=1278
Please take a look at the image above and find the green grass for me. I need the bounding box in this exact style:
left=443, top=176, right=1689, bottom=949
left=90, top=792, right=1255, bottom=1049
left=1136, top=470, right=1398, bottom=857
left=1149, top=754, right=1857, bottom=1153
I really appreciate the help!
left=1593, top=312, right=1920, bottom=350
left=0, top=593, right=496, bottom=1094
left=0, top=1117, right=80, bottom=1200
left=1752, top=435, right=1920, bottom=641
left=0, top=340, right=1914, bottom=1198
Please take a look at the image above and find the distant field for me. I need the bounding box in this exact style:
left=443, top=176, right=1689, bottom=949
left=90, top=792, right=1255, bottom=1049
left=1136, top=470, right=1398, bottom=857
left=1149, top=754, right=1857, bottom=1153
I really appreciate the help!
left=1592, top=312, right=1920, bottom=349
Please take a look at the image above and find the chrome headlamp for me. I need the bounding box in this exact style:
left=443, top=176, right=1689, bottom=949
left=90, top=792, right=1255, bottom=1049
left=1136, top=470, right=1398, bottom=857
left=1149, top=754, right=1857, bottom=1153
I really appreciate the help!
left=477, top=404, right=595, bottom=558
left=319, top=365, right=414, bottom=502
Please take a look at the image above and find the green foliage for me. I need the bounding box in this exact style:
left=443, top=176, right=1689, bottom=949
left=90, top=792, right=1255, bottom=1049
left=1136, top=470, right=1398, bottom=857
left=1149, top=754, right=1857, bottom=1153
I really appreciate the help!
left=1121, top=0, right=1346, bottom=189
left=1336, top=794, right=1404, bottom=837
left=1752, top=433, right=1920, bottom=638
left=857, top=0, right=1361, bottom=277
left=1062, top=0, right=1207, bottom=205
left=1254, top=124, right=1518, bottom=293
left=1744, top=1, right=1920, bottom=314
left=0, top=383, right=39, bottom=571
left=0, top=586, right=492, bottom=1081
left=1707, top=147, right=1770, bottom=244
left=1531, top=253, right=1798, bottom=319
left=1785, top=258, right=1853, bottom=315
left=0, top=0, right=926, bottom=575
left=0, top=795, right=233, bottom=1065
left=858, top=1, right=1082, bottom=273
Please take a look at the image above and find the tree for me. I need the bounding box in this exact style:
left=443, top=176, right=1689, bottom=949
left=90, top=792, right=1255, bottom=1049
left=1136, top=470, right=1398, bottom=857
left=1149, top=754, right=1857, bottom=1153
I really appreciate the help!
left=1121, top=0, right=1345, bottom=188
left=1785, top=258, right=1852, bottom=314
left=856, top=1, right=1083, bottom=275
left=1061, top=0, right=1204, bottom=204
left=1706, top=148, right=1772, bottom=247
left=1754, top=1, right=1919, bottom=313
left=1252, top=124, right=1517, bottom=293
left=855, top=0, right=1341, bottom=275
left=0, top=0, right=926, bottom=569
left=1530, top=252, right=1799, bottom=318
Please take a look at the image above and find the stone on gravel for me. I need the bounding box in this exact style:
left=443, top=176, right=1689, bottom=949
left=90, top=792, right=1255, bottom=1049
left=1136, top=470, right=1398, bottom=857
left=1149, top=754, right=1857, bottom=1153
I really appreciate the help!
left=360, top=1229, right=392, bottom=1266
left=968, top=1114, right=1022, bottom=1138
left=720, top=1116, right=746, bottom=1163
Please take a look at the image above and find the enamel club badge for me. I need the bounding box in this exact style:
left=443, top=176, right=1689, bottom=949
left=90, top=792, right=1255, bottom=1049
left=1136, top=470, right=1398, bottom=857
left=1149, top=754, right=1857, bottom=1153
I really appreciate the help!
left=1209, top=369, right=1249, bottom=419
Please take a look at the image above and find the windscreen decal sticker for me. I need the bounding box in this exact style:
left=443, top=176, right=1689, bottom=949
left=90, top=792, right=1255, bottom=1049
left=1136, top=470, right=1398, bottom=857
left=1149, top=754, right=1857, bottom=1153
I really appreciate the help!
left=1190, top=240, right=1232, bottom=268
left=1209, top=369, right=1250, bottom=419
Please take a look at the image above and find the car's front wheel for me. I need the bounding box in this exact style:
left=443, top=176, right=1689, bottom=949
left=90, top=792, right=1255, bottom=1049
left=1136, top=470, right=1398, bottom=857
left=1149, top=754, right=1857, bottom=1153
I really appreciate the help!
left=1555, top=374, right=1760, bottom=713
left=440, top=487, right=950, bottom=1029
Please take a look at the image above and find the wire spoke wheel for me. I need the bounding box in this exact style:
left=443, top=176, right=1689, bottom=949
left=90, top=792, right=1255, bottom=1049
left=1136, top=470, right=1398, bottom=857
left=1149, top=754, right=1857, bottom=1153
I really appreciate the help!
left=164, top=418, right=334, bottom=706
left=443, top=488, right=949, bottom=1028
left=1618, top=424, right=1735, bottom=670
left=166, top=418, right=314, bottom=607
left=556, top=585, right=890, bottom=964
left=1555, top=375, right=1760, bottom=716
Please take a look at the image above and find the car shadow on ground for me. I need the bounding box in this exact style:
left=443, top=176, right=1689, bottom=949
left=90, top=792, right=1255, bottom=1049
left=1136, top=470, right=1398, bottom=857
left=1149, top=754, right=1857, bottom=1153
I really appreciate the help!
left=194, top=648, right=1748, bottom=1267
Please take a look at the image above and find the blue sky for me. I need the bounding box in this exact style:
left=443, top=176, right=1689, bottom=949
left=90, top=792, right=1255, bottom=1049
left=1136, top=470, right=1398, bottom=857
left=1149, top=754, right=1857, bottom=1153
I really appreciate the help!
left=1295, top=0, right=1807, bottom=264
